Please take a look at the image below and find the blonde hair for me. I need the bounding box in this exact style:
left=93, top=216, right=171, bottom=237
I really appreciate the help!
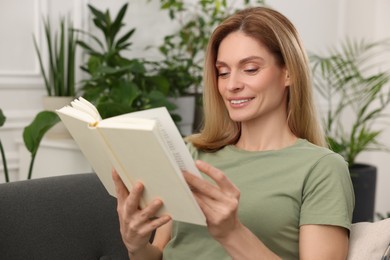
left=187, top=6, right=326, bottom=151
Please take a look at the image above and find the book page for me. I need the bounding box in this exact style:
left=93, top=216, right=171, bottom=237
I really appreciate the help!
left=70, top=97, right=101, bottom=122
left=106, top=107, right=202, bottom=178
left=56, top=106, right=97, bottom=124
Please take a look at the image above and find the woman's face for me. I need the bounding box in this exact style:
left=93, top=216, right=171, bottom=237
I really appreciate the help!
left=216, top=31, right=290, bottom=124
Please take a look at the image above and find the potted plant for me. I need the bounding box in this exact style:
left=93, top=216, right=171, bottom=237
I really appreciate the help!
left=76, top=3, right=175, bottom=119
left=311, top=38, right=390, bottom=222
left=152, top=0, right=266, bottom=134
left=33, top=15, right=77, bottom=138
left=19, top=15, right=79, bottom=179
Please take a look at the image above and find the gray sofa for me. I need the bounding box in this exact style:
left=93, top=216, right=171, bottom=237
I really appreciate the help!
left=0, top=173, right=129, bottom=260
left=1, top=172, right=390, bottom=260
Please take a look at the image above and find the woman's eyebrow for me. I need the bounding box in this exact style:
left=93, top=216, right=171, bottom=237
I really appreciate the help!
left=238, top=56, right=264, bottom=65
left=215, top=56, right=265, bottom=67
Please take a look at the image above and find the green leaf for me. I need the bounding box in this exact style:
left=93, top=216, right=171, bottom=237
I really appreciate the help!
left=76, top=40, right=98, bottom=54
left=0, top=109, right=6, bottom=127
left=97, top=102, right=135, bottom=119
left=147, top=90, right=176, bottom=111
left=23, top=111, right=60, bottom=155
left=74, top=30, right=105, bottom=51
left=112, top=80, right=140, bottom=105
left=110, top=3, right=128, bottom=43
left=88, top=4, right=107, bottom=26
left=148, top=75, right=170, bottom=95
left=67, top=21, right=76, bottom=97
left=33, top=35, right=52, bottom=96
left=115, top=28, right=135, bottom=50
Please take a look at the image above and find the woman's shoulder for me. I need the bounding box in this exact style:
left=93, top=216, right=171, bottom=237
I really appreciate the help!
left=186, top=138, right=348, bottom=167
left=286, top=139, right=349, bottom=171
left=295, top=139, right=343, bottom=158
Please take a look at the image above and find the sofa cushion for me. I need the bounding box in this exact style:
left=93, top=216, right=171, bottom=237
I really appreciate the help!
left=347, top=218, right=390, bottom=260
left=0, top=173, right=129, bottom=260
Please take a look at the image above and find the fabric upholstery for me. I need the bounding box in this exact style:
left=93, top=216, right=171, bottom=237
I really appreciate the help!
left=347, top=218, right=390, bottom=260
left=0, top=173, right=129, bottom=260
left=1, top=173, right=389, bottom=259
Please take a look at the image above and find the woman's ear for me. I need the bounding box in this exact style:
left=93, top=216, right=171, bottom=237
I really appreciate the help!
left=284, top=69, right=291, bottom=87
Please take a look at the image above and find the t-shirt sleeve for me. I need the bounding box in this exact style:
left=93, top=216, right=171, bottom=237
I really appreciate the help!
left=299, top=153, right=355, bottom=230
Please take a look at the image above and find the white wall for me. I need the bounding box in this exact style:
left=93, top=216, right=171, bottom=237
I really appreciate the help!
left=0, top=0, right=389, bottom=214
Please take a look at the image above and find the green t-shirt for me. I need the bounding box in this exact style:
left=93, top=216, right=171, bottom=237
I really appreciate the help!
left=163, top=139, right=354, bottom=259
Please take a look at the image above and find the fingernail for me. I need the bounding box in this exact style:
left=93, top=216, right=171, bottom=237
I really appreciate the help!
left=134, top=182, right=143, bottom=190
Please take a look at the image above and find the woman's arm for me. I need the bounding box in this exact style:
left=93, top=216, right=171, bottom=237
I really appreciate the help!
left=152, top=220, right=173, bottom=251
left=214, top=223, right=349, bottom=260
left=299, top=225, right=349, bottom=260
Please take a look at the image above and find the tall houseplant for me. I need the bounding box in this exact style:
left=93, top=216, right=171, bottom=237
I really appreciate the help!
left=33, top=16, right=78, bottom=139
left=311, top=38, right=390, bottom=222
left=23, top=16, right=78, bottom=179
left=76, top=3, right=174, bottom=119
left=33, top=16, right=77, bottom=97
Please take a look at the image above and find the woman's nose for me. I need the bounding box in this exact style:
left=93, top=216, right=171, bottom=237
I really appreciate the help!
left=226, top=72, right=244, bottom=92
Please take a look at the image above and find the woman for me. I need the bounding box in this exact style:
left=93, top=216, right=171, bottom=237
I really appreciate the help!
left=112, top=6, right=354, bottom=259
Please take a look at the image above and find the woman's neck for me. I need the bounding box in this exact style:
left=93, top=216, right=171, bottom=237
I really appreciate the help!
left=235, top=114, right=297, bottom=152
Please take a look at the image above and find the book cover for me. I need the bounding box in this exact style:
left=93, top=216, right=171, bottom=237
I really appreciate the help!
left=56, top=97, right=206, bottom=226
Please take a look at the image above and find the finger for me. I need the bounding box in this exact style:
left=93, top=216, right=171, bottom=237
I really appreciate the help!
left=184, top=172, right=222, bottom=201
left=112, top=168, right=129, bottom=204
left=137, top=199, right=165, bottom=221
left=125, top=181, right=145, bottom=214
left=140, top=215, right=172, bottom=234
left=195, top=160, right=239, bottom=196
left=191, top=190, right=215, bottom=214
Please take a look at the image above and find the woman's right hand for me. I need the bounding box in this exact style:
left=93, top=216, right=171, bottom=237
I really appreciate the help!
left=112, top=169, right=171, bottom=256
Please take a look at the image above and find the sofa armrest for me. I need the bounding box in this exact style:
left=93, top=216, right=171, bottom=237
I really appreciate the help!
left=0, top=173, right=129, bottom=259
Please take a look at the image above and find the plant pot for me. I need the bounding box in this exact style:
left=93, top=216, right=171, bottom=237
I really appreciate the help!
left=42, top=96, right=74, bottom=139
left=169, top=96, right=196, bottom=136
left=349, top=163, right=377, bottom=223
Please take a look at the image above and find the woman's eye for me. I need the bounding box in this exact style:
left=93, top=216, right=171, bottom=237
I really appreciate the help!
left=244, top=68, right=259, bottom=74
left=217, top=71, right=230, bottom=78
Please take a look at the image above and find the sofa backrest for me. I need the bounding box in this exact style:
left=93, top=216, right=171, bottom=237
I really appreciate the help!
left=0, top=173, right=129, bottom=260
left=2, top=172, right=389, bottom=259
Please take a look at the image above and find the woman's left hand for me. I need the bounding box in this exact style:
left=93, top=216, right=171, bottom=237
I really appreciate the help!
left=183, top=160, right=242, bottom=242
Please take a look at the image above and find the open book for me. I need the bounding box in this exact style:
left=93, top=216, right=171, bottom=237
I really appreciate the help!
left=56, top=97, right=206, bottom=226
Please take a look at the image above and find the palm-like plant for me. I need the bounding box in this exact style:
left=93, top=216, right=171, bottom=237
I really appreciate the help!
left=311, top=39, right=390, bottom=165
